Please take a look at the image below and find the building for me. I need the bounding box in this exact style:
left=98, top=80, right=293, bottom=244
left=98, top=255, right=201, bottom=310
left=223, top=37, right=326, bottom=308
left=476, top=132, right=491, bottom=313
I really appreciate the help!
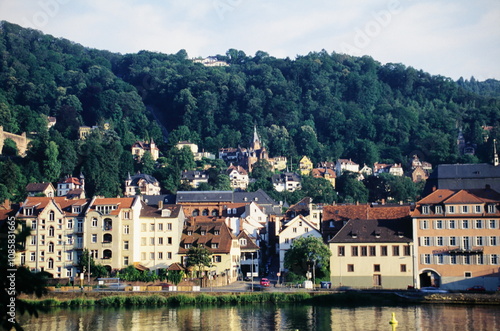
left=373, top=163, right=404, bottom=177
left=272, top=172, right=302, bottom=192
left=57, top=174, right=85, bottom=198
left=278, top=215, right=322, bottom=272
left=329, top=218, right=413, bottom=289
left=226, top=164, right=249, bottom=190
left=180, top=170, right=209, bottom=188
left=335, top=159, right=359, bottom=177
left=299, top=156, right=313, bottom=176
left=15, top=197, right=89, bottom=279
left=84, top=197, right=142, bottom=272
left=179, top=217, right=240, bottom=283
left=137, top=202, right=186, bottom=272
left=124, top=172, right=161, bottom=196
left=26, top=182, right=55, bottom=197
left=411, top=188, right=500, bottom=291
left=311, top=168, right=336, bottom=188
left=131, top=139, right=159, bottom=161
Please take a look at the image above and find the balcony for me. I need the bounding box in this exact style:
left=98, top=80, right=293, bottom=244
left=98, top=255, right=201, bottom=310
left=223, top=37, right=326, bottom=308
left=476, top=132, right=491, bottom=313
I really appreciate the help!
left=448, top=247, right=483, bottom=255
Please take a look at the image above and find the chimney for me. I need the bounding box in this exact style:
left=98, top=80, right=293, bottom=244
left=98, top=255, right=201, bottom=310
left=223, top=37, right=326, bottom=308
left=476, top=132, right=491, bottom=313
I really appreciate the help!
left=158, top=200, right=163, bottom=209
left=432, top=186, right=437, bottom=192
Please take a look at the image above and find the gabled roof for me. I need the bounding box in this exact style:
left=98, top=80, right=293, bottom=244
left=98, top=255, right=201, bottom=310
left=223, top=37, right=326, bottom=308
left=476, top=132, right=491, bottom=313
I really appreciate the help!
left=237, top=231, right=260, bottom=250
left=128, top=173, right=159, bottom=186
left=329, top=218, right=412, bottom=244
left=443, top=190, right=484, bottom=204
left=26, top=182, right=54, bottom=192
left=17, top=197, right=89, bottom=217
left=87, top=197, right=135, bottom=215
left=416, top=188, right=500, bottom=205
left=311, top=168, right=336, bottom=178
left=416, top=189, right=457, bottom=205
left=282, top=214, right=320, bottom=233
left=140, top=201, right=182, bottom=218
left=179, top=218, right=236, bottom=254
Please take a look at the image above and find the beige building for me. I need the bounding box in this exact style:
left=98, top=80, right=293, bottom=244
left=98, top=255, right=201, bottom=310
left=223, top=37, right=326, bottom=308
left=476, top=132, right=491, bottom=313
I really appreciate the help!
left=329, top=218, right=413, bottom=289
left=84, top=197, right=142, bottom=271
left=15, top=197, right=89, bottom=279
left=226, top=164, right=249, bottom=190
left=412, top=188, right=500, bottom=291
left=137, top=202, right=186, bottom=272
left=131, top=139, right=159, bottom=161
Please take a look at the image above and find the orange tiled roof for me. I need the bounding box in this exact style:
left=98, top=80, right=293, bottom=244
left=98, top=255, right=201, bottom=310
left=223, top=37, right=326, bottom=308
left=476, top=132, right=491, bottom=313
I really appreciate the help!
left=179, top=218, right=235, bottom=254
left=323, top=204, right=411, bottom=222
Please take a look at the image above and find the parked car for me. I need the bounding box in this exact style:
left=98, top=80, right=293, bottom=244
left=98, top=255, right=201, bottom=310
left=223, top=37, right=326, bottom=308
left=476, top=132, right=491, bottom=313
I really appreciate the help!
left=419, top=287, right=448, bottom=293
left=466, top=285, right=486, bottom=292
left=260, top=278, right=271, bottom=287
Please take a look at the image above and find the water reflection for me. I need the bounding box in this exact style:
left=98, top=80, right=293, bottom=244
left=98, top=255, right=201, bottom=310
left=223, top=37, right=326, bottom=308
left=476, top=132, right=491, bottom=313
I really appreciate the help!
left=19, top=304, right=500, bottom=331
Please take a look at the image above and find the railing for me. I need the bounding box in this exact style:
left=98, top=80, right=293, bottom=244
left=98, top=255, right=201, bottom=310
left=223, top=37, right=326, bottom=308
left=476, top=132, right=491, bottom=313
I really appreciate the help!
left=448, top=247, right=483, bottom=255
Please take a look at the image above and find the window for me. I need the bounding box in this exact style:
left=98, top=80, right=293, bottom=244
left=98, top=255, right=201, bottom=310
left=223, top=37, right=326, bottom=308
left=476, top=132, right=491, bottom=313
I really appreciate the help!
left=422, top=205, right=430, bottom=214
left=124, top=241, right=129, bottom=250
left=338, top=246, right=345, bottom=256
left=167, top=223, right=172, bottom=231
left=475, top=220, right=483, bottom=229
left=420, top=220, right=429, bottom=229
left=404, top=245, right=411, bottom=256
left=167, top=237, right=172, bottom=245
left=392, top=245, right=400, bottom=256
left=158, top=252, right=163, bottom=260
left=213, top=255, right=222, bottom=263
left=49, top=210, right=55, bottom=221
left=293, top=227, right=297, bottom=233
left=477, top=255, right=484, bottom=265
left=436, top=237, right=443, bottom=246
left=30, top=252, right=36, bottom=261
left=91, top=218, right=98, bottom=227
left=91, top=234, right=97, bottom=243
left=450, top=255, right=457, bottom=264
left=124, top=256, right=129, bottom=266
left=449, top=220, right=456, bottom=229
left=167, top=252, right=172, bottom=259
left=400, top=264, right=407, bottom=272
left=449, top=236, right=457, bottom=246
left=141, top=223, right=147, bottom=232
left=373, top=264, right=380, bottom=272
left=158, top=237, right=164, bottom=245
left=369, top=246, right=376, bottom=256
left=435, top=205, right=443, bottom=214
left=476, top=236, right=484, bottom=246
left=487, top=204, right=496, bottom=213
left=123, top=211, right=130, bottom=219
left=150, top=237, right=155, bottom=245
left=462, top=206, right=469, bottom=213
left=464, top=271, right=472, bottom=278
left=491, top=254, right=498, bottom=265
left=150, top=253, right=155, bottom=260
left=423, top=237, right=431, bottom=246
left=67, top=219, right=73, bottom=229
left=48, top=242, right=54, bottom=253
left=464, top=255, right=471, bottom=265
left=184, top=243, right=191, bottom=249
left=305, top=228, right=309, bottom=233
left=351, top=246, right=358, bottom=256
left=489, top=220, right=497, bottom=229
left=141, top=237, right=146, bottom=246
left=436, top=254, right=444, bottom=264
left=347, top=264, right=354, bottom=272
left=424, top=254, right=431, bottom=264
left=31, top=220, right=37, bottom=230
left=211, top=243, right=219, bottom=249
left=123, top=225, right=130, bottom=234
left=30, top=236, right=36, bottom=245
left=361, top=246, right=368, bottom=256
left=435, top=220, right=443, bottom=229
left=24, top=207, right=33, bottom=216
left=48, top=226, right=55, bottom=237
left=463, top=236, right=471, bottom=249
left=449, top=206, right=455, bottom=213
left=284, top=238, right=289, bottom=244
left=158, top=223, right=163, bottom=231
left=475, top=206, right=482, bottom=213
left=490, top=236, right=498, bottom=246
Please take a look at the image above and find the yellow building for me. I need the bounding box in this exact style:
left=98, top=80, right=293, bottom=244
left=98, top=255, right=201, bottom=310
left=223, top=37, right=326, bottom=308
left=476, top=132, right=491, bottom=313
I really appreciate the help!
left=329, top=218, right=413, bottom=289
left=299, top=156, right=313, bottom=176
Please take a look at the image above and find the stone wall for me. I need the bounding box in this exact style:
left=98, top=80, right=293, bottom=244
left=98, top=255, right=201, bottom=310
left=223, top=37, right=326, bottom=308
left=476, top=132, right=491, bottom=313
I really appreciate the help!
left=0, top=126, right=31, bottom=156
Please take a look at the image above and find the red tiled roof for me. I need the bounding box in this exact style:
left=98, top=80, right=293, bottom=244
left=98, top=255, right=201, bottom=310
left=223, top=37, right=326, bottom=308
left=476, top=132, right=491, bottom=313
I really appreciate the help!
left=323, top=204, right=411, bottom=222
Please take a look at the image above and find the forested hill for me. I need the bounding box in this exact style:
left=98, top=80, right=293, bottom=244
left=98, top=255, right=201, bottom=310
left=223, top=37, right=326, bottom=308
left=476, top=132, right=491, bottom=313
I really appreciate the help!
left=1, top=21, right=499, bottom=200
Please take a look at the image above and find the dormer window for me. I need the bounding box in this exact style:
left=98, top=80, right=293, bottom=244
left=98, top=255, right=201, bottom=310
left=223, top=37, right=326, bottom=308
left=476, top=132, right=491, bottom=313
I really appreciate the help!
left=185, top=243, right=191, bottom=249
left=351, top=232, right=358, bottom=239
left=200, top=230, right=206, bottom=235
left=435, top=205, right=443, bottom=214
left=24, top=207, right=33, bottom=216
left=448, top=206, right=455, bottom=214
left=462, top=206, right=469, bottom=214
left=487, top=204, right=495, bottom=213
left=73, top=206, right=81, bottom=214
left=422, top=205, right=430, bottom=214
left=187, top=231, right=192, bottom=235
left=374, top=232, right=381, bottom=238
left=239, top=238, right=247, bottom=246
left=211, top=243, right=219, bottom=249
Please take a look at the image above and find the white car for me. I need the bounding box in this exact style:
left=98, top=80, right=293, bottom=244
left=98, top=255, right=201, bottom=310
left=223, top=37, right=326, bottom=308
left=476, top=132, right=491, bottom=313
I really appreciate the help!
left=419, top=287, right=448, bottom=293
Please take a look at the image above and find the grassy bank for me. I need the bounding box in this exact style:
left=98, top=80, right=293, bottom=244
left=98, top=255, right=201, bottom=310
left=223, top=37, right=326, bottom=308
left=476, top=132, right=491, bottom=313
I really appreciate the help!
left=22, top=292, right=314, bottom=308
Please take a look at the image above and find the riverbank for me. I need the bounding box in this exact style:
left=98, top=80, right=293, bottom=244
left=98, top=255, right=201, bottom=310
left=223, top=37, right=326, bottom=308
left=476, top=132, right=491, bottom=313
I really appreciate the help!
left=19, top=290, right=500, bottom=308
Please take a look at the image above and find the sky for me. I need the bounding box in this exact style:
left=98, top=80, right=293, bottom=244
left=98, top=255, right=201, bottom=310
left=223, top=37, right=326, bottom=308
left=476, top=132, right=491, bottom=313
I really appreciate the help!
left=1, top=0, right=499, bottom=81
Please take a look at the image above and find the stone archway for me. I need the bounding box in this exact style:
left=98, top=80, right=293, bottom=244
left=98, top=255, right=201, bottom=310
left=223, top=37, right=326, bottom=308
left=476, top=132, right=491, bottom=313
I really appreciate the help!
left=419, top=269, right=441, bottom=287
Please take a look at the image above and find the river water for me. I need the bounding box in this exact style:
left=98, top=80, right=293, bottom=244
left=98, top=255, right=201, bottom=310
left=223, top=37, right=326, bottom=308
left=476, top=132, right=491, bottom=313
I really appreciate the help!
left=18, top=303, right=500, bottom=331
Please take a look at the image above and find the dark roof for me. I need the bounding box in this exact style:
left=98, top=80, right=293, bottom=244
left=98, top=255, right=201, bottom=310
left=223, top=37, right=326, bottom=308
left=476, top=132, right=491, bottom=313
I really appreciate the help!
left=140, top=201, right=182, bottom=218
left=26, top=182, right=53, bottom=192
left=177, top=191, right=234, bottom=203
left=272, top=172, right=301, bottom=184
left=180, top=170, right=209, bottom=181
left=142, top=195, right=176, bottom=205
left=233, top=189, right=283, bottom=215
left=432, top=163, right=500, bottom=179
left=237, top=231, right=260, bottom=250
left=129, top=173, right=159, bottom=185
left=329, top=218, right=412, bottom=244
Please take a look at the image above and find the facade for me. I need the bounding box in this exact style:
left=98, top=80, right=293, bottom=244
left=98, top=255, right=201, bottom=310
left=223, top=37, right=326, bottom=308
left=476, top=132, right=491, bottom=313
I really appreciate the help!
left=373, top=163, right=404, bottom=177
left=311, top=168, right=336, bottom=188
left=272, top=172, right=302, bottom=192
left=278, top=215, right=322, bottom=271
left=26, top=182, right=55, bottom=197
left=15, top=197, right=89, bottom=279
left=329, top=218, right=413, bottom=289
left=137, top=202, right=186, bottom=271
left=335, top=159, right=359, bottom=177
left=179, top=217, right=240, bottom=282
left=57, top=175, right=85, bottom=198
left=124, top=172, right=161, bottom=196
left=84, top=197, right=142, bottom=271
left=131, top=139, right=159, bottom=161
left=181, top=170, right=209, bottom=188
left=226, top=164, right=249, bottom=190
left=411, top=188, right=500, bottom=291
left=299, top=156, right=313, bottom=176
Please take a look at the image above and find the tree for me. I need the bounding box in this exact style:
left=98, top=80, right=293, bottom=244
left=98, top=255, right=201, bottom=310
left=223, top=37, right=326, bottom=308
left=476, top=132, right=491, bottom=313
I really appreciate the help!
left=336, top=171, right=369, bottom=203
left=186, top=246, right=212, bottom=278
left=42, top=141, right=61, bottom=182
left=167, top=270, right=185, bottom=285
left=2, top=138, right=17, bottom=156
left=284, top=236, right=331, bottom=283
left=301, top=176, right=338, bottom=204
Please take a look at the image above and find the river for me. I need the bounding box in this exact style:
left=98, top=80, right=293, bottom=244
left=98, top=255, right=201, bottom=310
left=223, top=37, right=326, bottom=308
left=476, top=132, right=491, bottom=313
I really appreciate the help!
left=18, top=303, right=499, bottom=331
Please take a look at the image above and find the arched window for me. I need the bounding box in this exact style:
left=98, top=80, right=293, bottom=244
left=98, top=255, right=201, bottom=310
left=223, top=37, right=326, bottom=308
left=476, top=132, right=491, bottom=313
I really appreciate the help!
left=192, top=209, right=199, bottom=216
left=211, top=209, right=219, bottom=216
left=202, top=209, right=209, bottom=216
left=48, top=242, right=54, bottom=253
left=48, top=226, right=55, bottom=237
left=49, top=210, right=55, bottom=221
left=103, top=234, right=112, bottom=243
left=103, top=218, right=112, bottom=231
left=103, top=250, right=112, bottom=259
